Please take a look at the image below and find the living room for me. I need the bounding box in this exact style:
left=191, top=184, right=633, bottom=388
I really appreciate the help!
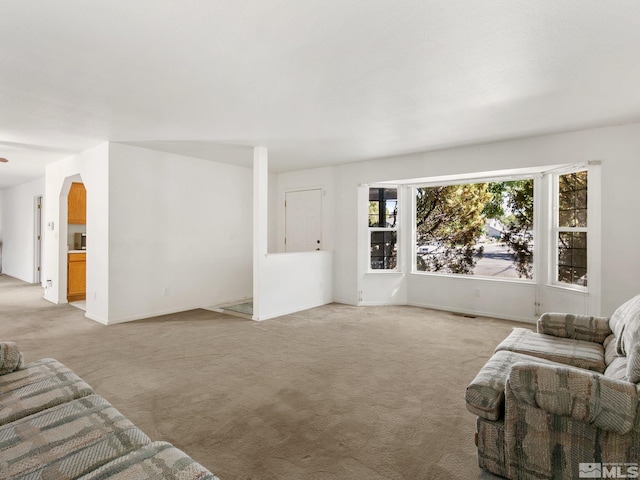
left=2, top=2, right=640, bottom=479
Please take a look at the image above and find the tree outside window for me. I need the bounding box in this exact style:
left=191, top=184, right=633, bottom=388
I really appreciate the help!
left=415, top=179, right=534, bottom=279
left=557, top=171, right=588, bottom=286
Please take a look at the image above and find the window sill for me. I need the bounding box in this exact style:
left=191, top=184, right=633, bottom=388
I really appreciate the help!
left=365, top=270, right=404, bottom=275
left=410, top=270, right=534, bottom=285
left=545, top=283, right=588, bottom=294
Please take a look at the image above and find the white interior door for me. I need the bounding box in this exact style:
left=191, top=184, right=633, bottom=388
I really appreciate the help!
left=285, top=189, right=322, bottom=252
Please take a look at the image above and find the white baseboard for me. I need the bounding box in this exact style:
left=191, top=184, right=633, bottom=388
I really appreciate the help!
left=357, top=301, right=407, bottom=307
left=255, top=298, right=333, bottom=321
left=407, top=301, right=537, bottom=324
left=84, top=312, right=109, bottom=325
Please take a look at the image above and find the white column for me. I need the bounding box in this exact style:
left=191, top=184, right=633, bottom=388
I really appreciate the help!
left=252, top=146, right=269, bottom=320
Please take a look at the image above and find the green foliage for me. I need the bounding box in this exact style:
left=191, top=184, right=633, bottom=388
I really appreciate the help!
left=368, top=201, right=379, bottom=227
left=482, top=182, right=507, bottom=218
left=416, top=179, right=534, bottom=278
left=416, top=183, right=491, bottom=274
left=500, top=180, right=534, bottom=279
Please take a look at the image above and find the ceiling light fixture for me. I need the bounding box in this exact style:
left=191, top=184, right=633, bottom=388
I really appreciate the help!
left=0, top=158, right=8, bottom=163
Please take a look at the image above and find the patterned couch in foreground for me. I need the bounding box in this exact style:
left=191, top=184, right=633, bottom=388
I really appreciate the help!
left=466, top=295, right=640, bottom=480
left=0, top=342, right=218, bottom=480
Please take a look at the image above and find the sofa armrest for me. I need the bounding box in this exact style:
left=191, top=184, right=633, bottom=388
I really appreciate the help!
left=0, top=342, right=24, bottom=375
left=537, top=313, right=611, bottom=343
left=506, top=362, right=638, bottom=434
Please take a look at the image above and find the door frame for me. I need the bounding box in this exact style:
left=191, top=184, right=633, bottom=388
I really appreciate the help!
left=34, top=195, right=43, bottom=284
left=59, top=173, right=84, bottom=303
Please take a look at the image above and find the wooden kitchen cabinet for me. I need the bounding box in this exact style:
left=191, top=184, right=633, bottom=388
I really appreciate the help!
left=68, top=253, right=86, bottom=302
left=68, top=182, right=86, bottom=224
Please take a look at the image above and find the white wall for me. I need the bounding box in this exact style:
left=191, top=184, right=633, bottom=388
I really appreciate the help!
left=0, top=178, right=45, bottom=282
left=107, top=143, right=253, bottom=323
left=275, top=166, right=337, bottom=254
left=32, top=122, right=640, bottom=324
left=257, top=251, right=334, bottom=320
left=254, top=159, right=335, bottom=320
left=43, top=143, right=110, bottom=322
left=322, top=122, right=640, bottom=318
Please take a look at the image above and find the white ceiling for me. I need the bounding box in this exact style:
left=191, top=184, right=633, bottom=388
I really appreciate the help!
left=2, top=0, right=640, bottom=190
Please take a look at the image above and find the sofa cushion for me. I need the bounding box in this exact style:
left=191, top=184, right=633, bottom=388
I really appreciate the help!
left=603, top=334, right=620, bottom=366
left=599, top=293, right=640, bottom=383
left=609, top=294, right=640, bottom=355
left=0, top=358, right=94, bottom=426
left=604, top=357, right=628, bottom=382
left=624, top=324, right=640, bottom=384
left=537, top=313, right=611, bottom=343
left=466, top=350, right=561, bottom=421
left=0, top=394, right=151, bottom=479
left=494, top=328, right=605, bottom=373
left=76, top=441, right=219, bottom=480
left=0, top=342, right=23, bottom=375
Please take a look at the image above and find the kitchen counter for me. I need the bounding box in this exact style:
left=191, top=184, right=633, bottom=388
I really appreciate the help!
left=68, top=250, right=86, bottom=253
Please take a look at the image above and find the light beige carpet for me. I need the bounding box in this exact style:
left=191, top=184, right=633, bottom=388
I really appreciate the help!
left=0, top=274, right=512, bottom=480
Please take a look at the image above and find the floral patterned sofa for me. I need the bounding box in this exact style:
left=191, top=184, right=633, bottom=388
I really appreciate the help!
left=0, top=342, right=218, bottom=480
left=465, top=295, right=640, bottom=479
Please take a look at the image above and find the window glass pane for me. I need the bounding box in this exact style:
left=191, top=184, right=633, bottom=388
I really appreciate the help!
left=368, top=188, right=398, bottom=227
left=558, top=210, right=574, bottom=227
left=370, top=231, right=397, bottom=270
left=558, top=232, right=587, bottom=286
left=577, top=188, right=587, bottom=209
left=415, top=179, right=534, bottom=279
left=368, top=201, right=380, bottom=227
left=385, top=199, right=398, bottom=227
left=558, top=171, right=588, bottom=228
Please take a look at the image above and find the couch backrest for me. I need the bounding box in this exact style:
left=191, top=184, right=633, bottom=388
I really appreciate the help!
left=607, top=294, right=640, bottom=383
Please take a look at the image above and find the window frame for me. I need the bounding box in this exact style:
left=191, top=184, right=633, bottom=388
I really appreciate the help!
left=551, top=168, right=589, bottom=291
left=367, top=186, right=400, bottom=273
left=411, top=175, right=537, bottom=282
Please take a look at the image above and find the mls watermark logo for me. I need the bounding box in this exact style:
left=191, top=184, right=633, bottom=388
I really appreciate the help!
left=579, top=463, right=639, bottom=478
left=580, top=464, right=602, bottom=478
